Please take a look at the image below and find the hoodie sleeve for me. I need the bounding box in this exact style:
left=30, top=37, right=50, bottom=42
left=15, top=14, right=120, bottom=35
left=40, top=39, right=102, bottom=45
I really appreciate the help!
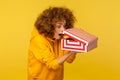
left=29, top=36, right=61, bottom=70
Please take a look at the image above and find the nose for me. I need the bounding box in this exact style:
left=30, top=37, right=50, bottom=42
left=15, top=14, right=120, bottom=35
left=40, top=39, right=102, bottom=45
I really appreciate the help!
left=61, top=26, right=65, bottom=33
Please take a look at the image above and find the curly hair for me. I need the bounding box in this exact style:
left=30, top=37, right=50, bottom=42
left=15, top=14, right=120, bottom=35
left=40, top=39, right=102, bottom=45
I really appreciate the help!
left=34, top=7, right=76, bottom=39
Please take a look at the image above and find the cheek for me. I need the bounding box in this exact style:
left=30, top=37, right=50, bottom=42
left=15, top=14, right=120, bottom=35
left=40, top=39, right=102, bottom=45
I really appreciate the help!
left=54, top=30, right=59, bottom=35
left=55, top=28, right=60, bottom=33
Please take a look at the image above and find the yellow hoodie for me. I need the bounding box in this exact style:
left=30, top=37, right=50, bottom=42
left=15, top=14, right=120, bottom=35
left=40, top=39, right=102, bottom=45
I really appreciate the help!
left=28, top=28, right=76, bottom=80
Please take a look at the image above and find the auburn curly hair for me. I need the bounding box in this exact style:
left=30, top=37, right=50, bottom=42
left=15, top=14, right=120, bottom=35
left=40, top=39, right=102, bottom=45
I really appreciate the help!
left=34, top=7, right=76, bottom=39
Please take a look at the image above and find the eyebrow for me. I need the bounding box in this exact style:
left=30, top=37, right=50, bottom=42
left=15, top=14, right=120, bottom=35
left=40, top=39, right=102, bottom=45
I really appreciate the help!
left=56, top=22, right=66, bottom=26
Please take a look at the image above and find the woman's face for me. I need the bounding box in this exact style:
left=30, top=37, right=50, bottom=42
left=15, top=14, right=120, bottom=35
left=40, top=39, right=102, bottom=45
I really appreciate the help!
left=53, top=20, right=66, bottom=39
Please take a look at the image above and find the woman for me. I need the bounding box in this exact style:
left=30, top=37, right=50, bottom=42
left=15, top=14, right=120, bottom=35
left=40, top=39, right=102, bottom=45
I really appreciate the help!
left=28, top=7, right=77, bottom=80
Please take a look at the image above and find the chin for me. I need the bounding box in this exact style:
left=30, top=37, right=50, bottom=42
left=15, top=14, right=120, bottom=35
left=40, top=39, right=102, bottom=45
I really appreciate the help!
left=59, top=36, right=63, bottom=40
left=54, top=35, right=63, bottom=40
left=56, top=38, right=60, bottom=40
left=55, top=37, right=62, bottom=40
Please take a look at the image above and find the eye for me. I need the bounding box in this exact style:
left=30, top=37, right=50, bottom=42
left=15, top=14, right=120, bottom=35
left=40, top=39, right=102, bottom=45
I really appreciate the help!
left=57, top=25, right=61, bottom=28
left=56, top=24, right=61, bottom=28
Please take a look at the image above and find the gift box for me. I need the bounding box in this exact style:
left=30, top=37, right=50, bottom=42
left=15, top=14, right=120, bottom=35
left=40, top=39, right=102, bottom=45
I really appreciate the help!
left=61, top=28, right=98, bottom=52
